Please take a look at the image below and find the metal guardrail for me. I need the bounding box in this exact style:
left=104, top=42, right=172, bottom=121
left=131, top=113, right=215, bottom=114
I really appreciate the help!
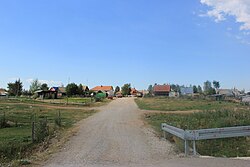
left=161, top=123, right=250, bottom=156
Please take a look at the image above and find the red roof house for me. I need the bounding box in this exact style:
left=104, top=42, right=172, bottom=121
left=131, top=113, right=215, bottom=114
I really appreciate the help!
left=91, top=86, right=113, bottom=92
left=153, top=84, right=171, bottom=96
left=91, top=86, right=114, bottom=96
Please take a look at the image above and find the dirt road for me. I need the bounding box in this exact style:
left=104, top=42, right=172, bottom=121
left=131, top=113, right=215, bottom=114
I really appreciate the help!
left=43, top=98, right=250, bottom=167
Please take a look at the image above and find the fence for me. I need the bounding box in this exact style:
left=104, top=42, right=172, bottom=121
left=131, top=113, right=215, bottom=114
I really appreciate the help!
left=161, top=123, right=250, bottom=156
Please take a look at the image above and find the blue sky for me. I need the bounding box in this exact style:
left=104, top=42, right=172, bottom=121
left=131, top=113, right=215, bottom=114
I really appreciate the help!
left=0, top=0, right=250, bottom=91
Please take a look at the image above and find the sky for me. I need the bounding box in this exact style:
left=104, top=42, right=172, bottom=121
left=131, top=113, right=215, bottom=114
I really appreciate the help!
left=0, top=0, right=250, bottom=91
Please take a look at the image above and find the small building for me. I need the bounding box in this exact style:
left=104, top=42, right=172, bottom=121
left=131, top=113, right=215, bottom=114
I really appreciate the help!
left=91, top=86, right=114, bottom=97
left=136, top=91, right=143, bottom=97
left=58, top=87, right=66, bottom=98
left=137, top=90, right=149, bottom=97
left=242, top=96, right=250, bottom=104
left=82, top=85, right=89, bottom=92
left=169, top=91, right=179, bottom=97
left=0, top=88, right=8, bottom=97
left=115, top=91, right=123, bottom=98
left=130, top=88, right=138, bottom=96
left=218, top=89, right=234, bottom=97
left=180, top=87, right=193, bottom=95
left=153, top=84, right=171, bottom=96
left=35, top=89, right=57, bottom=99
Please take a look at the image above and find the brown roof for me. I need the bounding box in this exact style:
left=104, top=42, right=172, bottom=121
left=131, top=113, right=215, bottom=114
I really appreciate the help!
left=91, top=86, right=113, bottom=91
left=58, top=87, right=66, bottom=93
left=0, top=88, right=6, bottom=92
left=130, top=88, right=137, bottom=94
left=153, top=85, right=171, bottom=92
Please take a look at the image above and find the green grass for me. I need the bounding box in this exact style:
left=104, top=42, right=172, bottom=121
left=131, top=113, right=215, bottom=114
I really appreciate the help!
left=145, top=110, right=250, bottom=157
left=0, top=99, right=96, bottom=164
left=66, top=97, right=92, bottom=103
left=135, top=97, right=245, bottom=111
left=41, top=97, right=93, bottom=104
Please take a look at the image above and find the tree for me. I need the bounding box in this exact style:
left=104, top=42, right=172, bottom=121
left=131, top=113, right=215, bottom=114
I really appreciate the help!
left=121, top=83, right=131, bottom=96
left=193, top=85, right=198, bottom=93
left=203, top=81, right=212, bottom=93
left=78, top=84, right=84, bottom=96
left=41, top=83, right=49, bottom=91
left=66, top=83, right=79, bottom=96
left=8, top=79, right=23, bottom=96
left=30, top=79, right=41, bottom=94
left=204, top=80, right=216, bottom=95
left=114, top=86, right=120, bottom=94
left=213, top=81, right=220, bottom=89
left=197, top=85, right=203, bottom=94
left=147, top=85, right=153, bottom=95
left=22, top=89, right=32, bottom=96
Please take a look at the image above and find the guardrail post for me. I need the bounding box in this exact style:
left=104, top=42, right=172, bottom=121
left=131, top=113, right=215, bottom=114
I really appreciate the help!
left=163, top=131, right=166, bottom=139
left=193, top=140, right=197, bottom=156
left=184, top=139, right=189, bottom=156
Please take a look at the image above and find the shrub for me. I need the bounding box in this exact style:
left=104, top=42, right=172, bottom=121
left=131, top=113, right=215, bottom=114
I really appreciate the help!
left=35, top=118, right=49, bottom=142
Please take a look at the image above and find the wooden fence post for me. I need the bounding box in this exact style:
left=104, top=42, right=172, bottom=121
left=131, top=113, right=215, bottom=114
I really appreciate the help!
left=32, top=121, right=35, bottom=143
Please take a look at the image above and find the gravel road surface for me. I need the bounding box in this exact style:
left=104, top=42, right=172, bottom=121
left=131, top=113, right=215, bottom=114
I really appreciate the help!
left=43, top=98, right=250, bottom=167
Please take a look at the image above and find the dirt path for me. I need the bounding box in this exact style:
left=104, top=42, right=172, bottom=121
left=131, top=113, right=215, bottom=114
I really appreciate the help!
left=43, top=98, right=250, bottom=167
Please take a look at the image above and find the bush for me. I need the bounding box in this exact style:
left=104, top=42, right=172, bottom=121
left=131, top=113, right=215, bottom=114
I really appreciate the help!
left=35, top=119, right=49, bottom=142
left=0, top=112, right=10, bottom=128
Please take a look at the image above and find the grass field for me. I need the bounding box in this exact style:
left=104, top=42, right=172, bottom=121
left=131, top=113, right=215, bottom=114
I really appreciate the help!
left=138, top=97, right=250, bottom=157
left=41, top=97, right=93, bottom=104
left=0, top=98, right=98, bottom=165
left=135, top=97, right=246, bottom=111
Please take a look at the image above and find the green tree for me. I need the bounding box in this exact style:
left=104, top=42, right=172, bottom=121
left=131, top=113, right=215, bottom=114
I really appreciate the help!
left=203, top=81, right=212, bottom=94
left=193, top=85, right=198, bottom=93
left=208, top=88, right=216, bottom=95
left=204, top=80, right=216, bottom=95
left=78, top=84, right=84, bottom=96
left=147, top=85, right=153, bottom=94
left=30, top=79, right=41, bottom=93
left=7, top=79, right=23, bottom=96
left=197, top=85, right=203, bottom=94
left=213, top=80, right=220, bottom=89
left=121, top=83, right=131, bottom=96
left=114, top=86, right=120, bottom=94
left=41, top=83, right=49, bottom=91
left=22, top=89, right=32, bottom=96
left=66, top=83, right=79, bottom=96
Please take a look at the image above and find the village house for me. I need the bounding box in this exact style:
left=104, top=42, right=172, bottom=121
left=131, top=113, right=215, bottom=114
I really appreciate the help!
left=242, top=96, right=250, bottom=104
left=82, top=85, right=89, bottom=92
left=217, top=89, right=242, bottom=97
left=91, top=86, right=114, bottom=96
left=57, top=87, right=66, bottom=98
left=169, top=91, right=179, bottom=97
left=139, top=90, right=149, bottom=97
left=115, top=91, right=123, bottom=98
left=130, top=88, right=138, bottom=96
left=153, top=84, right=171, bottom=96
left=180, top=87, right=193, bottom=95
left=0, top=88, right=8, bottom=97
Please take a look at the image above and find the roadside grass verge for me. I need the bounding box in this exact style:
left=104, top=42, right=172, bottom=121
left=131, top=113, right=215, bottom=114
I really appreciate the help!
left=135, top=97, right=246, bottom=111
left=0, top=100, right=97, bottom=166
left=144, top=110, right=250, bottom=157
left=1, top=97, right=111, bottom=108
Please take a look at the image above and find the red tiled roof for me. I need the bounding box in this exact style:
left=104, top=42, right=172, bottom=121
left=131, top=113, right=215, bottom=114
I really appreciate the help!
left=91, top=86, right=113, bottom=91
left=153, top=85, right=171, bottom=92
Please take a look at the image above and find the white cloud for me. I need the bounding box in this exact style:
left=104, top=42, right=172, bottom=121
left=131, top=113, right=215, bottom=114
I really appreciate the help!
left=200, top=0, right=250, bottom=31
